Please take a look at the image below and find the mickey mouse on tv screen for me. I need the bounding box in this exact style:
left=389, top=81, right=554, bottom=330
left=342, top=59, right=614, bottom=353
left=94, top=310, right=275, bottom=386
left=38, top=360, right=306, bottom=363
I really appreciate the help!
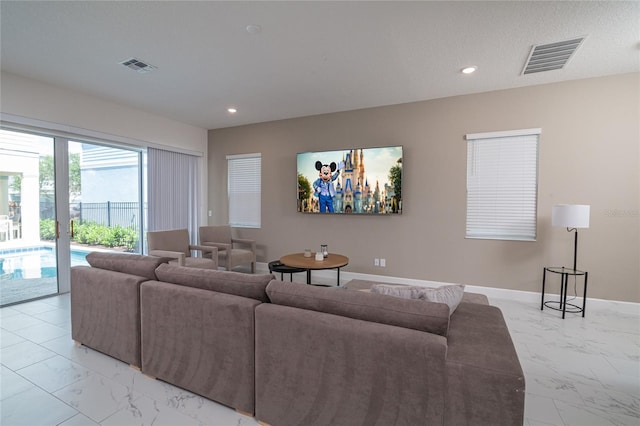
left=313, top=160, right=344, bottom=213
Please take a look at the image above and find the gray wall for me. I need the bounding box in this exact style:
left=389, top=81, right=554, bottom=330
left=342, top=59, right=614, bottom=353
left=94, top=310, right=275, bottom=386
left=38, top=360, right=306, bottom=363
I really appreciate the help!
left=208, top=73, right=640, bottom=303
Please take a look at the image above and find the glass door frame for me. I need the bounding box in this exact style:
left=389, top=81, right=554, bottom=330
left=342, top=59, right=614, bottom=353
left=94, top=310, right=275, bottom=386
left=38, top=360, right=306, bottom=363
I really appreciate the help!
left=54, top=137, right=71, bottom=293
left=1, top=120, right=147, bottom=304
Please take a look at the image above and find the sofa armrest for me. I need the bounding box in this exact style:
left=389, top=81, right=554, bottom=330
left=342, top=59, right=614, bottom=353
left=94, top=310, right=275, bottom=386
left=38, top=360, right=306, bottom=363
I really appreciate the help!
left=149, top=249, right=185, bottom=266
left=189, top=244, right=218, bottom=258
left=71, top=266, right=147, bottom=367
left=231, top=238, right=256, bottom=252
left=201, top=242, right=231, bottom=265
left=201, top=241, right=232, bottom=251
left=445, top=303, right=525, bottom=426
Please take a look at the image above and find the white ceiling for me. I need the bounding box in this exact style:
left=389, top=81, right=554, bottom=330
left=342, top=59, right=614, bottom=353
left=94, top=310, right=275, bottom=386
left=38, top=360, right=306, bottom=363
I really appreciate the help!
left=1, top=1, right=638, bottom=130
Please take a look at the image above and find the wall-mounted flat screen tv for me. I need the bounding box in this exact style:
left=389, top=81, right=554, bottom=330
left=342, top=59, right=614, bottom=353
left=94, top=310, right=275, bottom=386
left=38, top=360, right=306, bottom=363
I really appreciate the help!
left=297, top=146, right=402, bottom=214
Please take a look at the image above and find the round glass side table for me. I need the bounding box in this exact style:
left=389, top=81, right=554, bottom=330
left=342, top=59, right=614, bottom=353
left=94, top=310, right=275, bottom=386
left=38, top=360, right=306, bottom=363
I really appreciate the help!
left=540, top=266, right=588, bottom=319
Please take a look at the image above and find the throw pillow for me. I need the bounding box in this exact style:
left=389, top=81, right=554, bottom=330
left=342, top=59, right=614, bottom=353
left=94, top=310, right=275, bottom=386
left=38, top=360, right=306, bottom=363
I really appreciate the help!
left=370, top=284, right=465, bottom=315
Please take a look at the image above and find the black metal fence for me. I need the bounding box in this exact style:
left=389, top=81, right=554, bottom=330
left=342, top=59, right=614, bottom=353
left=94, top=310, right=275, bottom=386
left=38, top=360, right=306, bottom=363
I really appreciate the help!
left=70, top=201, right=142, bottom=231
left=35, top=201, right=143, bottom=232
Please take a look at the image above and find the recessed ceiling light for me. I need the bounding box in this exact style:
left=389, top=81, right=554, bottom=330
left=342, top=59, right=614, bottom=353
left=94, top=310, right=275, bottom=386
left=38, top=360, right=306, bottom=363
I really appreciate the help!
left=461, top=66, right=477, bottom=74
left=227, top=107, right=237, bottom=114
left=246, top=24, right=261, bottom=35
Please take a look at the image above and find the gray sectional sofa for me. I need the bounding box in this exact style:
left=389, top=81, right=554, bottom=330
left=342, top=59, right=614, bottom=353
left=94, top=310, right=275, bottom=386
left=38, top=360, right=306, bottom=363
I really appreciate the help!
left=71, top=252, right=525, bottom=425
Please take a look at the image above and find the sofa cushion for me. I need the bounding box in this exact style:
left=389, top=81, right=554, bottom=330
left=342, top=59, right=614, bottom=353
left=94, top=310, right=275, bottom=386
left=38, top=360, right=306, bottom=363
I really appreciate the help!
left=370, top=283, right=465, bottom=315
left=154, top=263, right=272, bottom=302
left=86, top=252, right=170, bottom=281
left=266, top=280, right=450, bottom=336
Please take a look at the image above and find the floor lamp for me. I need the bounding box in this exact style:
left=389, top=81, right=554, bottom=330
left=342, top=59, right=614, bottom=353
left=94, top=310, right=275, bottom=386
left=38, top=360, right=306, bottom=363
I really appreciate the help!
left=552, top=204, right=590, bottom=270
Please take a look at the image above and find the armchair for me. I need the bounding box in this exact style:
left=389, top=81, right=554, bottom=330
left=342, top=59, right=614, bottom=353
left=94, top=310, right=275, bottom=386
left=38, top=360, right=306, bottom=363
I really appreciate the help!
left=147, top=229, right=218, bottom=269
left=199, top=225, right=256, bottom=273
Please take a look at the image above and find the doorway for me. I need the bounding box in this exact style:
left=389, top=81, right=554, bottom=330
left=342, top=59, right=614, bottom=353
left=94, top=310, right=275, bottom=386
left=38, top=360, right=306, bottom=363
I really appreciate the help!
left=0, top=129, right=145, bottom=306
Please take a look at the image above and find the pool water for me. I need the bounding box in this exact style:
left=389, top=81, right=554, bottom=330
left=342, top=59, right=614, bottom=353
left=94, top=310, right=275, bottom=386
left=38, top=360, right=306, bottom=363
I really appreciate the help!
left=0, top=247, right=90, bottom=279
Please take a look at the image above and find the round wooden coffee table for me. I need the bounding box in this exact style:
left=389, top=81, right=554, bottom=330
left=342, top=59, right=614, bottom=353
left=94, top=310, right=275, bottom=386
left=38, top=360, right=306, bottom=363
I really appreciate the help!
left=279, top=253, right=349, bottom=286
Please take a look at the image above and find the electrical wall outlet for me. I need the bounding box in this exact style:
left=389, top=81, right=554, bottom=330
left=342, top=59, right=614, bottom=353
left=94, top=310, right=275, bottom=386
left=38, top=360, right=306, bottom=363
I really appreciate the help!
left=374, top=258, right=380, bottom=266
left=380, top=258, right=386, bottom=267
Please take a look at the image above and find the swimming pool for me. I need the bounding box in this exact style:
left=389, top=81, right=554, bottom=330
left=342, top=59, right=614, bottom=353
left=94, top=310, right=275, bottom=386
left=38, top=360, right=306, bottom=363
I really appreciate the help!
left=0, top=247, right=90, bottom=279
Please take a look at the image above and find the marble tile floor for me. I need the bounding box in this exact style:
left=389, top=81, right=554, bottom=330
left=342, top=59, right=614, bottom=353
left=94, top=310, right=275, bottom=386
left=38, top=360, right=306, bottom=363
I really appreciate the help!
left=1, top=292, right=638, bottom=426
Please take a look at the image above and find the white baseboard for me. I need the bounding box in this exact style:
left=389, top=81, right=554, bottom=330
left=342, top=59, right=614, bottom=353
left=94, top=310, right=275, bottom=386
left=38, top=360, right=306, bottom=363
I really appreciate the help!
left=256, top=262, right=640, bottom=315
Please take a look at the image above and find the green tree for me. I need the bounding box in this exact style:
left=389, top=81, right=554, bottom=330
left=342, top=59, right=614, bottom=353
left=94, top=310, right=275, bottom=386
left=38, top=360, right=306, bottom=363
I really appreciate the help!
left=298, top=173, right=311, bottom=201
left=39, top=155, right=55, bottom=204
left=68, top=153, right=81, bottom=201
left=35, top=154, right=81, bottom=201
left=388, top=158, right=402, bottom=202
left=9, top=175, right=21, bottom=192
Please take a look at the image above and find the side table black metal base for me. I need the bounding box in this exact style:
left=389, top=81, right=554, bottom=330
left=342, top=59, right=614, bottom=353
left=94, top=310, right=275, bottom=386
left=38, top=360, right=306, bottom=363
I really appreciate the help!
left=268, top=261, right=306, bottom=282
left=541, top=266, right=588, bottom=319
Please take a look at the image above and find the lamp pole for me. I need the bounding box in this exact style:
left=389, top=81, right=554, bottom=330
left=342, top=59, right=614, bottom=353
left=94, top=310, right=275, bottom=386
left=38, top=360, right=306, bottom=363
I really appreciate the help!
left=569, top=227, right=578, bottom=271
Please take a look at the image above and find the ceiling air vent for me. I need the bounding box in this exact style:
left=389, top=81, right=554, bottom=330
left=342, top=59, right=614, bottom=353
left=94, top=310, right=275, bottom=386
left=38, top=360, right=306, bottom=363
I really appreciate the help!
left=119, top=57, right=157, bottom=74
left=522, top=36, right=585, bottom=75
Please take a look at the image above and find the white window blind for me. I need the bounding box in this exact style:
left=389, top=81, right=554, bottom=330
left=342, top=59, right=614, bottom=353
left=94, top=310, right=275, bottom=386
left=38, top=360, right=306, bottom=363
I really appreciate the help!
left=148, top=147, right=201, bottom=242
left=227, top=153, right=261, bottom=228
left=466, top=129, right=540, bottom=241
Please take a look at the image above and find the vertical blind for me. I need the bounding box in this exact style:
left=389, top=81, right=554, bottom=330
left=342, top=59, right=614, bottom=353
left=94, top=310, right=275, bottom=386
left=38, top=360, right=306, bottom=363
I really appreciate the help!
left=148, top=147, right=201, bottom=243
left=227, top=153, right=261, bottom=228
left=466, top=129, right=540, bottom=241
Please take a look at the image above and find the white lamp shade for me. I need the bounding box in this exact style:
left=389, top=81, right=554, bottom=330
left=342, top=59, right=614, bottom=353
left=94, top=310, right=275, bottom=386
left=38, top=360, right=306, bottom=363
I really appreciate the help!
left=552, top=204, right=590, bottom=228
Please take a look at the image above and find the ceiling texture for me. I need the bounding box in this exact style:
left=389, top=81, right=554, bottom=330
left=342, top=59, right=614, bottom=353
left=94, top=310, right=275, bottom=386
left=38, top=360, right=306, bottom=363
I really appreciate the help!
left=1, top=1, right=638, bottom=130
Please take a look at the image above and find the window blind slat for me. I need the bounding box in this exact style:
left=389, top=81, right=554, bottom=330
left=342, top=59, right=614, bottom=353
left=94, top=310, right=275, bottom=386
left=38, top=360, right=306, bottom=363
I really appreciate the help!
left=466, top=133, right=539, bottom=241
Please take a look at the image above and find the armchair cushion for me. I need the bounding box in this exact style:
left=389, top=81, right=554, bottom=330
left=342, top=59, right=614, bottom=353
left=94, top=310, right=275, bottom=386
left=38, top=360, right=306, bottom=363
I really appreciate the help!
left=148, top=249, right=186, bottom=266
left=199, top=225, right=232, bottom=245
left=147, top=229, right=191, bottom=256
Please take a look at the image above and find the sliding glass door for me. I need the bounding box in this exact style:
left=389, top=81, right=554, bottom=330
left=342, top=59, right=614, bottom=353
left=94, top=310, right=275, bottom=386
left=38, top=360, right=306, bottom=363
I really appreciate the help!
left=68, top=140, right=144, bottom=254
left=0, top=131, right=58, bottom=305
left=0, top=129, right=144, bottom=306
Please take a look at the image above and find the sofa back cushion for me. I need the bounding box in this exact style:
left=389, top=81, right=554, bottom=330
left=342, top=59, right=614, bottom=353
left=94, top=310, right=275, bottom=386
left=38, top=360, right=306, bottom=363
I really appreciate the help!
left=266, top=280, right=450, bottom=336
left=86, top=252, right=169, bottom=281
left=154, top=263, right=272, bottom=302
